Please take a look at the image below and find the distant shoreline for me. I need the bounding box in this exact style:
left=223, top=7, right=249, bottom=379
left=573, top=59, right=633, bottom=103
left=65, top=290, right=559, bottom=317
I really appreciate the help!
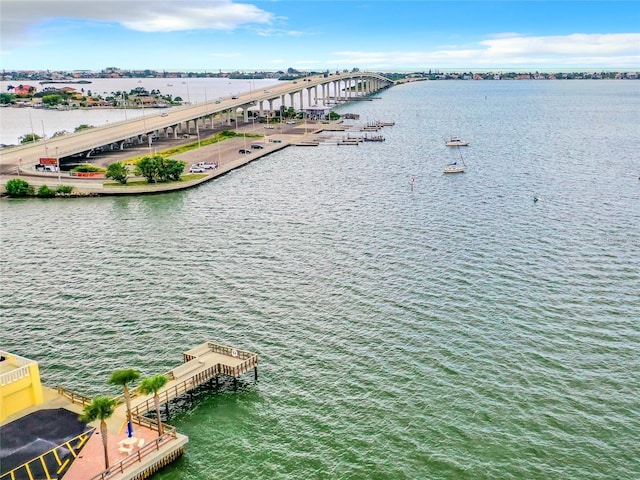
left=38, top=80, right=92, bottom=84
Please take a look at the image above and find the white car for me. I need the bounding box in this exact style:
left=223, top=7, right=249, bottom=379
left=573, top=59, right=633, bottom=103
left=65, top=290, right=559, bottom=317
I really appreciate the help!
left=198, top=162, right=217, bottom=170
left=189, top=165, right=205, bottom=173
left=264, top=125, right=275, bottom=129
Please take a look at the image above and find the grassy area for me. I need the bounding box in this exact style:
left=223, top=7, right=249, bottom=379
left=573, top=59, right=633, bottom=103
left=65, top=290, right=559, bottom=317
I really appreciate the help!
left=104, top=174, right=206, bottom=187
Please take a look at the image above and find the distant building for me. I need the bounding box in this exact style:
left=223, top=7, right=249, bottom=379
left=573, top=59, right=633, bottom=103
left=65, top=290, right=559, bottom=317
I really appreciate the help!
left=304, top=105, right=331, bottom=119
left=12, top=84, right=37, bottom=95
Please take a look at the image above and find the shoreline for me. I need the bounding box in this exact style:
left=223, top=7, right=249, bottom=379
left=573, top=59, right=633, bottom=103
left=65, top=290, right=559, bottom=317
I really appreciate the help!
left=0, top=122, right=337, bottom=197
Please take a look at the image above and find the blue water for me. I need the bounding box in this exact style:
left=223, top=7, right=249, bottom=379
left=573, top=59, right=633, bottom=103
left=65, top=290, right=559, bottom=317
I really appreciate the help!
left=1, top=79, right=639, bottom=479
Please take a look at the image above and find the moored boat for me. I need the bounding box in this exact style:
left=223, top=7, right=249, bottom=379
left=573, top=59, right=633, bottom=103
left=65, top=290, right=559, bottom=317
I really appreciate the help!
left=445, top=136, right=470, bottom=146
left=443, top=146, right=467, bottom=173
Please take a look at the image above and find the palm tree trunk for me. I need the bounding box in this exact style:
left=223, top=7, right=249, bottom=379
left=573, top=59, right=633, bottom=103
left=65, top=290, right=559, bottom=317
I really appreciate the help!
left=153, top=393, right=164, bottom=436
left=100, top=420, right=110, bottom=469
left=124, top=385, right=132, bottom=435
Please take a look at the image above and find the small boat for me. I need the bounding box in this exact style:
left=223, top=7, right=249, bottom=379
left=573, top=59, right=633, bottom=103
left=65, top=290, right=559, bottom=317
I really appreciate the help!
left=445, top=136, right=470, bottom=146
left=443, top=147, right=466, bottom=174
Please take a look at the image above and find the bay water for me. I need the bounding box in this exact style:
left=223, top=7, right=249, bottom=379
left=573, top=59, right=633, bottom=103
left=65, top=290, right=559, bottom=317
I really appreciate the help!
left=1, top=79, right=639, bottom=479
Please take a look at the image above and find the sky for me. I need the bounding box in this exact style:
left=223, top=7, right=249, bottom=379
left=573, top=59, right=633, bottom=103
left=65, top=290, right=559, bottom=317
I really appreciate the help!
left=1, top=0, right=639, bottom=72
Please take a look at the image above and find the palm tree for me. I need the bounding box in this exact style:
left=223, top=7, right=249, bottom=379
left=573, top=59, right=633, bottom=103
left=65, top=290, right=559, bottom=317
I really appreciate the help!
left=108, top=369, right=140, bottom=438
left=138, top=375, right=168, bottom=436
left=80, top=396, right=117, bottom=469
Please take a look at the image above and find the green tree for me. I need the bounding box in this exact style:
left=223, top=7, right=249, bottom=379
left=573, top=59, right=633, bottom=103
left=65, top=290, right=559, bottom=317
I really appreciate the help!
left=80, top=397, right=117, bottom=468
left=138, top=375, right=168, bottom=436
left=135, top=156, right=161, bottom=183
left=56, top=185, right=74, bottom=195
left=20, top=133, right=41, bottom=144
left=158, top=158, right=186, bottom=182
left=108, top=369, right=140, bottom=437
left=0, top=93, right=14, bottom=104
left=37, top=185, right=56, bottom=197
left=106, top=162, right=129, bottom=184
left=5, top=179, right=34, bottom=197
left=74, top=124, right=94, bottom=132
left=42, top=94, right=63, bottom=106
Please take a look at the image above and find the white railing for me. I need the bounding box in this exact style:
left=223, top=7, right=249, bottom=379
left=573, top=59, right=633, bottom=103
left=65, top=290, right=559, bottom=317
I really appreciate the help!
left=0, top=350, right=33, bottom=367
left=0, top=364, right=31, bottom=386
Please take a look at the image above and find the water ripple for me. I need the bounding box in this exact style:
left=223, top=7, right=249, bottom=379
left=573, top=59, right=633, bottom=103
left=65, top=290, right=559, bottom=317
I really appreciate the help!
left=2, top=80, right=639, bottom=479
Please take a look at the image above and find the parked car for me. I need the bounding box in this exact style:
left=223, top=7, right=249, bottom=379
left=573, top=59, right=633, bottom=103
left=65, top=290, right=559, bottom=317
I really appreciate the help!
left=239, top=149, right=252, bottom=154
left=189, top=165, right=205, bottom=173
left=160, top=112, right=168, bottom=117
left=198, top=161, right=218, bottom=169
left=251, top=144, right=264, bottom=149
left=231, top=95, right=239, bottom=99
left=286, top=121, right=296, bottom=125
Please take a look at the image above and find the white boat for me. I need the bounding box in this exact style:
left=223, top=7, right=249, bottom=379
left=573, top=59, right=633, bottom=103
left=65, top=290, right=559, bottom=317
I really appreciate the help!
left=443, top=147, right=466, bottom=174
left=445, top=136, right=470, bottom=146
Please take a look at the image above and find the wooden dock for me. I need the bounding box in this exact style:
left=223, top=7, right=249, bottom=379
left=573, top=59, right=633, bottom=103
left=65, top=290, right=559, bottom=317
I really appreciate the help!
left=130, top=342, right=258, bottom=418
left=48, top=342, right=257, bottom=480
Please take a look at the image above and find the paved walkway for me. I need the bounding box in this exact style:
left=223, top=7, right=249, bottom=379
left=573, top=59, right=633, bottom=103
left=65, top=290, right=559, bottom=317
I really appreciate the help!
left=63, top=418, right=162, bottom=480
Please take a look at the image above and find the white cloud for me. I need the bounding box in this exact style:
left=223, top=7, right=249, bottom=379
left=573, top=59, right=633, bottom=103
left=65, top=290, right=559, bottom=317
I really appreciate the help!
left=121, top=2, right=272, bottom=32
left=1, top=0, right=275, bottom=49
left=329, top=33, right=640, bottom=69
left=255, top=28, right=308, bottom=37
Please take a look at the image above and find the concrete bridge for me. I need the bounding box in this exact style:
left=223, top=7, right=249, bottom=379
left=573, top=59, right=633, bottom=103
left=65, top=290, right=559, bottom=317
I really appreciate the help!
left=0, top=72, right=393, bottom=173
